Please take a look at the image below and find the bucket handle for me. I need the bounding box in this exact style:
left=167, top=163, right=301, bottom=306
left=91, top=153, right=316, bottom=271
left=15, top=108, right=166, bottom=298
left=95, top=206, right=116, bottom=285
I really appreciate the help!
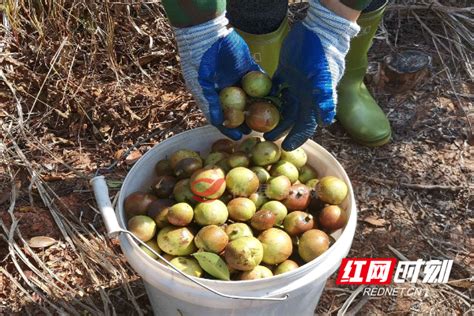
left=90, top=176, right=288, bottom=302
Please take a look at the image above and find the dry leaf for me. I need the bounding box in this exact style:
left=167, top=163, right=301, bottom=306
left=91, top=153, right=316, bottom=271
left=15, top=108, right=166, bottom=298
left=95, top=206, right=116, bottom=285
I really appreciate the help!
left=28, top=236, right=57, bottom=248
left=125, top=150, right=142, bottom=165
left=362, top=216, right=387, bottom=227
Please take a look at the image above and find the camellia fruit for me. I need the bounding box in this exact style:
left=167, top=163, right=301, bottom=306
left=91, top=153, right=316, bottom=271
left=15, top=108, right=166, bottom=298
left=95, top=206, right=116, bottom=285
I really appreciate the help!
left=153, top=175, right=177, bottom=198
left=240, top=265, right=273, bottom=280
left=167, top=202, right=194, bottom=226
left=225, top=167, right=259, bottom=197
left=281, top=148, right=307, bottom=169
left=251, top=141, right=281, bottom=166
left=245, top=102, right=280, bottom=133
left=283, top=211, right=314, bottom=236
left=298, top=229, right=330, bottom=262
left=283, top=184, right=311, bottom=211
left=260, top=200, right=287, bottom=225
left=219, top=86, right=247, bottom=111
left=319, top=205, right=347, bottom=232
left=223, top=109, right=245, bottom=128
left=250, top=166, right=271, bottom=184
left=194, top=225, right=229, bottom=254
left=190, top=166, right=226, bottom=199
left=270, top=160, right=299, bottom=184
left=211, top=139, right=235, bottom=154
left=224, top=236, right=264, bottom=271
left=250, top=209, right=276, bottom=231
left=258, top=228, right=293, bottom=265
left=157, top=226, right=197, bottom=256
left=204, top=151, right=229, bottom=166
left=274, top=260, right=299, bottom=275
left=140, top=240, right=161, bottom=260
left=146, top=199, right=174, bottom=228
left=316, top=176, right=348, bottom=205
left=227, top=197, right=256, bottom=222
left=265, top=175, right=291, bottom=200
left=154, top=159, right=173, bottom=176
left=242, top=71, right=272, bottom=98
left=124, top=192, right=157, bottom=217
left=225, top=223, right=254, bottom=241
left=227, top=152, right=250, bottom=168
left=170, top=257, right=203, bottom=277
left=174, top=157, right=203, bottom=179
left=170, top=149, right=202, bottom=170
left=237, top=137, right=261, bottom=154
left=127, top=215, right=156, bottom=242
left=194, top=200, right=229, bottom=226
left=298, top=164, right=318, bottom=184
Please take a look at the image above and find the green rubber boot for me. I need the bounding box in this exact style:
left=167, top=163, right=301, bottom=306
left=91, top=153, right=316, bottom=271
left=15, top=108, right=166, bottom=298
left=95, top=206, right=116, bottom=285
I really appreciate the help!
left=235, top=17, right=290, bottom=77
left=337, top=1, right=391, bottom=147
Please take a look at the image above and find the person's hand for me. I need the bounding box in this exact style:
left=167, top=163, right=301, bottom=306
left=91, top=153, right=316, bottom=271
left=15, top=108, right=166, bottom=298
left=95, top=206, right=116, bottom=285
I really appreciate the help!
left=264, top=0, right=360, bottom=151
left=174, top=14, right=260, bottom=140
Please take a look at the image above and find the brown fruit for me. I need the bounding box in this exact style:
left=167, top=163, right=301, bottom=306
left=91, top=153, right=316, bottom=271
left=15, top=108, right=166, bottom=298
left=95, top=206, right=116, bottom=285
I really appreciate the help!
left=124, top=192, right=157, bottom=217
left=170, top=149, right=202, bottom=170
left=260, top=201, right=287, bottom=225
left=127, top=215, right=156, bottom=242
left=153, top=175, right=177, bottom=198
left=319, top=205, right=347, bottom=232
left=154, top=159, right=173, bottom=176
left=250, top=210, right=276, bottom=231
left=174, top=157, right=203, bottom=179
left=227, top=152, right=250, bottom=168
left=245, top=102, right=280, bottom=133
left=298, top=229, right=330, bottom=262
left=283, top=184, right=311, bottom=211
left=212, top=139, right=235, bottom=154
left=146, top=199, right=174, bottom=228
left=194, top=225, right=229, bottom=253
left=227, top=197, right=256, bottom=222
left=283, top=211, right=314, bottom=236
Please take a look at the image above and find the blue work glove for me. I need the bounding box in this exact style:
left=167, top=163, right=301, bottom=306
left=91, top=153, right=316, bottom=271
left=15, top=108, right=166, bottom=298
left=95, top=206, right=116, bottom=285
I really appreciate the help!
left=174, top=14, right=260, bottom=140
left=264, top=0, right=360, bottom=151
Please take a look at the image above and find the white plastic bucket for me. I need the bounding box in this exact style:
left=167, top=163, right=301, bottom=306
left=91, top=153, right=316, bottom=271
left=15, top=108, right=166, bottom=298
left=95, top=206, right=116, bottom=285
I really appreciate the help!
left=93, top=125, right=357, bottom=316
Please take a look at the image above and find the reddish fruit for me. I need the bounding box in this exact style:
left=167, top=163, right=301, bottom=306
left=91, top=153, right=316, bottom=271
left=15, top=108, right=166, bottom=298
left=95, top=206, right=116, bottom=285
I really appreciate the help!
left=190, top=166, right=226, bottom=199
left=223, top=109, right=245, bottom=128
left=265, top=176, right=291, bottom=200
left=154, top=159, right=173, bottom=176
left=237, top=137, right=261, bottom=154
left=224, top=237, right=263, bottom=271
left=283, top=211, right=314, bottom=236
left=270, top=160, right=299, bottom=183
left=274, top=260, right=299, bottom=275
left=227, top=198, right=256, bottom=222
left=157, top=226, right=197, bottom=256
left=250, top=210, right=276, bottom=231
left=146, top=199, right=174, bottom=228
left=245, top=102, right=280, bottom=133
left=298, top=165, right=318, bottom=184
left=258, top=228, right=293, bottom=265
left=219, top=86, right=247, bottom=111
left=153, top=175, right=177, bottom=198
left=174, top=157, right=203, bottom=179
left=127, top=215, right=156, bottom=242
left=242, top=71, right=272, bottom=97
left=167, top=202, right=194, bottom=226
left=316, top=176, right=348, bottom=205
left=124, top=192, right=157, bottom=217
left=227, top=152, right=250, bottom=168
left=251, top=141, right=281, bottom=166
left=319, top=205, right=347, bottom=232
left=211, top=139, right=235, bottom=154
left=170, top=149, right=202, bottom=170
left=240, top=265, right=273, bottom=280
left=194, top=200, right=228, bottom=226
left=260, top=201, right=287, bottom=225
left=194, top=225, right=229, bottom=253
left=298, top=229, right=330, bottom=262
left=283, top=184, right=311, bottom=211
left=225, top=223, right=253, bottom=241
left=225, top=167, right=259, bottom=197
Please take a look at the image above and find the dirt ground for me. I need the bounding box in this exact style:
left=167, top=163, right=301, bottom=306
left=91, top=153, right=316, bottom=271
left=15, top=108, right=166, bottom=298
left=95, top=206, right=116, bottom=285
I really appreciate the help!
left=0, top=1, right=472, bottom=315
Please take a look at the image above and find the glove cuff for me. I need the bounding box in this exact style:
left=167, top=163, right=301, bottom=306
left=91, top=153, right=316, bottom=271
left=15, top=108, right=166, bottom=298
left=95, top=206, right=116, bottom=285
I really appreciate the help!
left=174, top=13, right=232, bottom=60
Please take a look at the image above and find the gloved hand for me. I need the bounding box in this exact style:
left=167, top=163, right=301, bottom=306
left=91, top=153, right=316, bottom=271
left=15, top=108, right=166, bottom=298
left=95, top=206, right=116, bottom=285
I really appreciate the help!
left=174, top=14, right=260, bottom=140
left=264, top=0, right=361, bottom=151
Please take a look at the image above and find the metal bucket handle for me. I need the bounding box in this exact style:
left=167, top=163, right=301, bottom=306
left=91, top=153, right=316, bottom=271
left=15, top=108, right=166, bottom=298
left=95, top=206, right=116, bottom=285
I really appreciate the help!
left=90, top=176, right=288, bottom=302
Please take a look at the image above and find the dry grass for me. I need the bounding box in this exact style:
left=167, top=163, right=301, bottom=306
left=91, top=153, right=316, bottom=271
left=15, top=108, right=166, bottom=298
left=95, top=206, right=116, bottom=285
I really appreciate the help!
left=1, top=0, right=472, bottom=314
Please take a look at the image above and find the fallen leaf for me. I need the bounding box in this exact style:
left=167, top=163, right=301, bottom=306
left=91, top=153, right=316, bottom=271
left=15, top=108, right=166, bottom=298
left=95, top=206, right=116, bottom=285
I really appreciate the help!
left=362, top=216, right=387, bottom=227
left=28, top=236, right=57, bottom=248
left=125, top=150, right=142, bottom=165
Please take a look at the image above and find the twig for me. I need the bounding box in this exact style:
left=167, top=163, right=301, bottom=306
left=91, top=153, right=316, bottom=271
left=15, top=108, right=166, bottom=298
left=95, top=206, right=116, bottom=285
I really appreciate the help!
left=362, top=176, right=467, bottom=191
left=337, top=285, right=366, bottom=316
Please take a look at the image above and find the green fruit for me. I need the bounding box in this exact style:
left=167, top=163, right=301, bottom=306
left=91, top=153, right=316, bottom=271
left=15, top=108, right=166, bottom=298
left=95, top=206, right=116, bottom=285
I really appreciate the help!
left=237, top=137, right=261, bottom=154
left=146, top=199, right=174, bottom=228
left=251, top=141, right=281, bottom=166
left=174, top=157, right=203, bottom=179
left=128, top=215, right=157, bottom=242
left=190, top=166, right=226, bottom=199
left=140, top=240, right=161, bottom=260
left=271, top=160, right=299, bottom=184
left=319, top=205, right=347, bottom=232
left=258, top=228, right=293, bottom=265
left=157, top=226, right=196, bottom=256
left=227, top=197, right=256, bottom=222
left=281, top=148, right=307, bottom=168
left=194, top=225, right=229, bottom=253
left=274, top=260, right=299, bottom=275
left=211, top=139, right=235, bottom=154
left=298, top=229, right=330, bottom=262
left=250, top=210, right=276, bottom=231
left=154, top=159, right=173, bottom=176
left=223, top=109, right=245, bottom=128
left=173, top=179, right=196, bottom=205
left=170, top=149, right=202, bottom=170
left=215, top=158, right=232, bottom=174
left=224, top=236, right=264, bottom=271
left=316, top=176, right=348, bottom=205
left=249, top=192, right=268, bottom=209
left=305, top=178, right=319, bottom=188
left=167, top=202, right=194, bottom=226
left=205, top=152, right=229, bottom=166
left=250, top=166, right=271, bottom=184
left=260, top=201, right=287, bottom=225
left=283, top=211, right=314, bottom=236
left=298, top=165, right=318, bottom=184
left=124, top=192, right=157, bottom=217
left=265, top=176, right=291, bottom=200
left=225, top=223, right=253, bottom=241
left=170, top=257, right=203, bottom=277
left=194, top=200, right=228, bottom=226
left=227, top=152, right=250, bottom=168
left=242, top=71, right=272, bottom=98
left=219, top=86, right=247, bottom=111
left=153, top=175, right=177, bottom=198
left=225, top=167, right=259, bottom=197
left=240, top=265, right=273, bottom=280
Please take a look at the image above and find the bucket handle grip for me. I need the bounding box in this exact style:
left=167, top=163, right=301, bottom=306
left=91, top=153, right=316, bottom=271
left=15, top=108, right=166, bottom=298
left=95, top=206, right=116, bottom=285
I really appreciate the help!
left=90, top=176, right=288, bottom=302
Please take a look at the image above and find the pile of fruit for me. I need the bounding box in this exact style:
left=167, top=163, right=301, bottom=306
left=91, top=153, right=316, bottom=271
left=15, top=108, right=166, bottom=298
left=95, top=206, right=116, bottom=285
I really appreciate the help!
left=220, top=71, right=280, bottom=132
left=124, top=138, right=349, bottom=281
